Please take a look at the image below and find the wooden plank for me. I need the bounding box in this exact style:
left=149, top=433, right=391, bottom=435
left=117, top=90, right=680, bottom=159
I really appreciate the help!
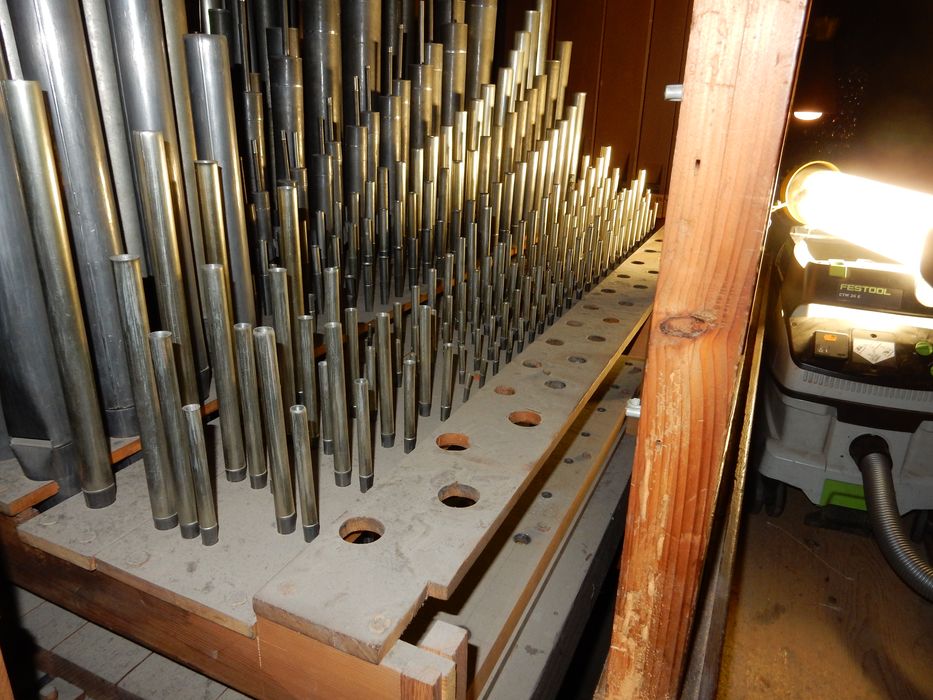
left=485, top=436, right=634, bottom=700
left=0, top=457, right=58, bottom=516
left=412, top=356, right=644, bottom=696
left=418, top=622, right=469, bottom=700
left=604, top=1, right=808, bottom=697
left=254, top=236, right=661, bottom=663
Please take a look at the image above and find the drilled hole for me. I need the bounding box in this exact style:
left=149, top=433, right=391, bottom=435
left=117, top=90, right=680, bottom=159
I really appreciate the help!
left=568, top=355, right=587, bottom=364
left=581, top=431, right=591, bottom=437
left=600, top=288, right=616, bottom=294
left=522, top=359, right=542, bottom=368
left=566, top=320, right=583, bottom=327
left=494, top=385, right=515, bottom=395
left=541, top=491, right=552, bottom=499
left=508, top=410, right=542, bottom=427
left=545, top=379, right=566, bottom=389
left=634, top=284, right=647, bottom=289
left=564, top=457, right=574, bottom=464
left=645, top=248, right=658, bottom=253
left=436, top=433, right=470, bottom=451
left=618, top=273, right=631, bottom=279
left=587, top=335, right=606, bottom=342
left=438, top=483, right=480, bottom=508
left=545, top=338, right=564, bottom=346
left=632, top=260, right=645, bottom=265
left=583, top=304, right=599, bottom=310
left=619, top=300, right=634, bottom=306
left=649, top=270, right=659, bottom=274
left=657, top=238, right=664, bottom=242
left=603, top=317, right=620, bottom=324
left=597, top=407, right=607, bottom=413
left=340, top=517, right=385, bottom=544
left=513, top=532, right=531, bottom=544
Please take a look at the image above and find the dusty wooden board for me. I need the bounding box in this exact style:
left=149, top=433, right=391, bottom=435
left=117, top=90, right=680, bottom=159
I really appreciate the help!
left=254, top=234, right=662, bottom=662
left=484, top=437, right=635, bottom=700
left=18, top=457, right=155, bottom=571
left=408, top=356, right=643, bottom=695
left=0, top=458, right=58, bottom=516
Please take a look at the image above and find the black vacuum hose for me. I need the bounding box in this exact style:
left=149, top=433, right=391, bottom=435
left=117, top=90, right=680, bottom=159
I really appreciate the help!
left=850, top=434, right=933, bottom=601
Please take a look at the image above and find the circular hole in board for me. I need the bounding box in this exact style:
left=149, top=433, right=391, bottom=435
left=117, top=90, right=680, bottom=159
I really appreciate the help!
left=618, top=273, right=631, bottom=279
left=545, top=379, right=566, bottom=389
left=603, top=317, right=620, bottom=324
left=632, top=260, right=645, bottom=265
left=340, top=517, right=385, bottom=544
left=508, top=410, right=542, bottom=427
left=564, top=457, right=574, bottom=464
left=513, top=532, right=532, bottom=544
left=566, top=320, right=583, bottom=327
left=494, top=385, right=516, bottom=395
left=545, top=338, right=564, bottom=346
left=583, top=304, right=599, bottom=310
left=522, top=359, right=542, bottom=368
left=645, top=248, right=658, bottom=253
left=568, top=355, right=587, bottom=364
left=541, top=491, right=553, bottom=499
left=436, top=433, right=470, bottom=451
left=587, top=335, right=606, bottom=342
left=600, top=288, right=616, bottom=294
left=634, top=284, right=648, bottom=289
left=619, top=300, right=634, bottom=307
left=438, top=483, right=480, bottom=508
left=649, top=270, right=659, bottom=275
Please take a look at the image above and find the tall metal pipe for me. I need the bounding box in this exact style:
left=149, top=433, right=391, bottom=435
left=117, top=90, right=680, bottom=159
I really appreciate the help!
left=341, top=0, right=381, bottom=122
left=375, top=312, right=395, bottom=447
left=3, top=79, right=115, bottom=508
left=0, top=84, right=75, bottom=492
left=106, top=0, right=210, bottom=398
left=202, top=264, right=247, bottom=483
left=324, top=321, right=352, bottom=486
left=290, top=405, right=320, bottom=542
left=297, top=314, right=320, bottom=439
left=403, top=353, right=417, bottom=453
left=302, top=0, right=342, bottom=156
left=440, top=22, right=467, bottom=127
left=185, top=32, right=257, bottom=325
left=149, top=331, right=200, bottom=539
left=182, top=404, right=219, bottom=546
left=233, top=323, right=268, bottom=489
left=80, top=0, right=147, bottom=274
left=111, top=255, right=177, bottom=530
left=8, top=0, right=137, bottom=437
left=253, top=326, right=297, bottom=535
left=353, top=378, right=374, bottom=492
left=132, top=131, right=201, bottom=407
left=464, top=0, right=497, bottom=102
left=269, top=267, right=297, bottom=411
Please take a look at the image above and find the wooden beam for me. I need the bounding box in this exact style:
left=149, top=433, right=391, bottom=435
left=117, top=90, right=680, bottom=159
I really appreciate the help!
left=603, top=1, right=808, bottom=697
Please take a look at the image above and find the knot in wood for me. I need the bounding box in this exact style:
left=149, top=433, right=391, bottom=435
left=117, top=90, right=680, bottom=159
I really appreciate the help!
left=659, top=312, right=716, bottom=338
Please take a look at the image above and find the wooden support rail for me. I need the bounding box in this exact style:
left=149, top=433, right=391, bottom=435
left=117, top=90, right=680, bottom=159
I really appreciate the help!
left=603, top=0, right=808, bottom=697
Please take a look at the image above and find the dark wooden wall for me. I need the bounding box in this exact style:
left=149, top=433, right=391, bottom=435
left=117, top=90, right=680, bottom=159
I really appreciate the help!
left=497, top=0, right=692, bottom=195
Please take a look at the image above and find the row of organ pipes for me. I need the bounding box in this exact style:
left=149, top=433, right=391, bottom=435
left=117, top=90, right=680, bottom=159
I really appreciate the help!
left=0, top=0, right=656, bottom=545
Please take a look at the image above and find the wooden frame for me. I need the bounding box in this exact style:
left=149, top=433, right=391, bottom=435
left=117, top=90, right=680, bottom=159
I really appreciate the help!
left=603, top=0, right=809, bottom=696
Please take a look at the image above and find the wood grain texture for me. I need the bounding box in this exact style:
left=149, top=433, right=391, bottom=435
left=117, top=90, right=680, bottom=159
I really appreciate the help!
left=605, top=1, right=808, bottom=697
left=418, top=621, right=469, bottom=700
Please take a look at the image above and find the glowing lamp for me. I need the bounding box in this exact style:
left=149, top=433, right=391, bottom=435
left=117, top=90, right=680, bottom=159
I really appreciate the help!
left=784, top=161, right=933, bottom=305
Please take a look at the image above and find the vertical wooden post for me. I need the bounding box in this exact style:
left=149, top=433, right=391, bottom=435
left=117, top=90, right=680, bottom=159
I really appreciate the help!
left=604, top=0, right=808, bottom=697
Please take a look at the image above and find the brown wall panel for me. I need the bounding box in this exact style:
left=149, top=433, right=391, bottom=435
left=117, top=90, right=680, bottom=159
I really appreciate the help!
left=637, top=0, right=691, bottom=193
